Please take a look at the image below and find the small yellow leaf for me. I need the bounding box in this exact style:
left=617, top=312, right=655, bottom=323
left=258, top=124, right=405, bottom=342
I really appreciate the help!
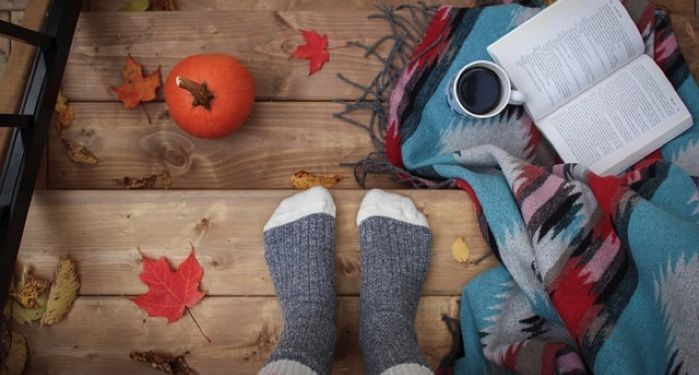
left=290, top=170, right=343, bottom=190
left=12, top=293, right=48, bottom=325
left=62, top=138, right=99, bottom=165
left=120, top=0, right=150, bottom=11
left=451, top=237, right=471, bottom=264
left=0, top=328, right=27, bottom=375
left=41, top=257, right=80, bottom=325
left=54, top=89, right=75, bottom=132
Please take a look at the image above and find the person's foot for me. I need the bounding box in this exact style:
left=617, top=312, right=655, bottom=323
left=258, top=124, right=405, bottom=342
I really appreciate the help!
left=259, top=187, right=337, bottom=375
left=357, top=189, right=434, bottom=375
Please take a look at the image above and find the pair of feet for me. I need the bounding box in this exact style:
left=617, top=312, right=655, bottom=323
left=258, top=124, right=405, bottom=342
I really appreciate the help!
left=258, top=187, right=434, bottom=375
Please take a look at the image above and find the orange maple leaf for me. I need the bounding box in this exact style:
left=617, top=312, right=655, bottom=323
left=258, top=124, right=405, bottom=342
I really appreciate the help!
left=112, top=55, right=162, bottom=109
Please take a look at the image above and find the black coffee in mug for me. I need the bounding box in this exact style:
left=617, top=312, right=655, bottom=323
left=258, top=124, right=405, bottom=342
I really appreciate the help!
left=456, top=67, right=502, bottom=115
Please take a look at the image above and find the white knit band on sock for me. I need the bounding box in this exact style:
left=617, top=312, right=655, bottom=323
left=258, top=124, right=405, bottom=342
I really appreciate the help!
left=264, top=186, right=336, bottom=232
left=378, top=363, right=434, bottom=375
left=357, top=189, right=429, bottom=227
left=379, top=363, right=434, bottom=375
left=258, top=359, right=318, bottom=375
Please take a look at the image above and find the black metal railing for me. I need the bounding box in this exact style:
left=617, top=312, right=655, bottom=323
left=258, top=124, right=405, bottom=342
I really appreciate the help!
left=0, top=0, right=82, bottom=317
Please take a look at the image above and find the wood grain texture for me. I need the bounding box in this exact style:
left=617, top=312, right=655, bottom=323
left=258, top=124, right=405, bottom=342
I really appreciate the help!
left=1, top=0, right=693, bottom=13
left=18, top=190, right=495, bottom=296
left=0, top=12, right=9, bottom=79
left=654, top=0, right=695, bottom=13
left=64, top=11, right=391, bottom=101
left=48, top=102, right=400, bottom=189
left=82, top=0, right=475, bottom=11
left=672, top=14, right=699, bottom=80
left=17, top=296, right=458, bottom=374
left=0, top=0, right=48, bottom=170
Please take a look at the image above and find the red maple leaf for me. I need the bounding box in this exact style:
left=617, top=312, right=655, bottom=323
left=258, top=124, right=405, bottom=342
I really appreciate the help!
left=292, top=29, right=330, bottom=75
left=132, top=246, right=205, bottom=323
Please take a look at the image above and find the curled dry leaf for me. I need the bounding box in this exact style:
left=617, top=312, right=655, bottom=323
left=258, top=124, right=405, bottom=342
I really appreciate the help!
left=41, top=257, right=80, bottom=325
left=0, top=325, right=27, bottom=375
left=54, top=89, right=75, bottom=132
left=451, top=237, right=471, bottom=264
left=6, top=266, right=51, bottom=325
left=10, top=266, right=50, bottom=309
left=114, top=174, right=157, bottom=189
left=114, top=170, right=172, bottom=189
left=112, top=55, right=162, bottom=109
left=130, top=351, right=195, bottom=375
left=290, top=170, right=343, bottom=190
left=62, top=138, right=99, bottom=165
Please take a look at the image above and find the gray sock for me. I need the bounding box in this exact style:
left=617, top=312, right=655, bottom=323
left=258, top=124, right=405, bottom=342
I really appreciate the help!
left=357, top=189, right=434, bottom=375
left=259, top=187, right=337, bottom=375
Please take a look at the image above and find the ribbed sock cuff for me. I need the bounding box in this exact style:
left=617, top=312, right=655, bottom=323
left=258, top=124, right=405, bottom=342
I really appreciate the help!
left=380, top=363, right=433, bottom=375
left=259, top=359, right=318, bottom=375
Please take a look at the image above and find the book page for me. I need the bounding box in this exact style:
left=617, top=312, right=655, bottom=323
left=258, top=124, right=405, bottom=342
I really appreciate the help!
left=539, top=55, right=692, bottom=175
left=488, top=0, right=644, bottom=121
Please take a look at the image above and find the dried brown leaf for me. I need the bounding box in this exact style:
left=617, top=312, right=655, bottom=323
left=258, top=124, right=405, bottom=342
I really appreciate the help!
left=0, top=326, right=27, bottom=375
left=114, top=170, right=172, bottom=189
left=290, top=170, right=343, bottom=190
left=10, top=266, right=50, bottom=309
left=62, top=138, right=99, bottom=165
left=149, top=0, right=177, bottom=10
left=41, top=257, right=80, bottom=325
left=114, top=174, right=158, bottom=189
left=130, top=351, right=196, bottom=375
left=159, top=170, right=173, bottom=189
left=54, top=89, right=75, bottom=133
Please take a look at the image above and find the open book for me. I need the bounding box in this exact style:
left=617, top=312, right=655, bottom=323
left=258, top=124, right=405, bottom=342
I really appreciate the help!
left=487, top=0, right=692, bottom=175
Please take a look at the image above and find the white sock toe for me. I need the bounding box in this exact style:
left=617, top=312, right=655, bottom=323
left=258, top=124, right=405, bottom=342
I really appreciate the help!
left=356, top=189, right=428, bottom=227
left=264, top=186, right=336, bottom=231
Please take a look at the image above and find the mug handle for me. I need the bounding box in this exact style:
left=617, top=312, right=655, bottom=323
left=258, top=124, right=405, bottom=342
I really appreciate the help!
left=508, top=90, right=526, bottom=106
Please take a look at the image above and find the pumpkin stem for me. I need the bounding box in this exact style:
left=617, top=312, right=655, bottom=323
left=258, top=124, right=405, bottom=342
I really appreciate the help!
left=176, top=76, right=215, bottom=111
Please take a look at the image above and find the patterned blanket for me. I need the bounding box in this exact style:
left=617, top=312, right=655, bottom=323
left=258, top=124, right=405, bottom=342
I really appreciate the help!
left=338, top=0, right=699, bottom=373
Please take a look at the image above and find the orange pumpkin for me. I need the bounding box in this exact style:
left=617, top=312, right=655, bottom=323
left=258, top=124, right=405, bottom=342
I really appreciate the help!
left=165, top=54, right=255, bottom=139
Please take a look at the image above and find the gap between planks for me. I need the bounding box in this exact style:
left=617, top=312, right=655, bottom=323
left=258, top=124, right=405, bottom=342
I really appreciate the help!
left=18, top=189, right=496, bottom=297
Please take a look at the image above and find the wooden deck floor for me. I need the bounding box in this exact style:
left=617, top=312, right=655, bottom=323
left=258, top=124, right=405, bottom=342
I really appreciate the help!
left=3, top=0, right=698, bottom=373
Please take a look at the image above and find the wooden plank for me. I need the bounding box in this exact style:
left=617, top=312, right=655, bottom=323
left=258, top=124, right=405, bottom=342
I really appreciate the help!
left=18, top=190, right=496, bottom=296
left=61, top=3, right=699, bottom=103
left=0, top=0, right=22, bottom=11
left=654, top=0, right=695, bottom=13
left=48, top=102, right=399, bottom=189
left=82, top=0, right=475, bottom=11
left=0, top=12, right=9, bottom=79
left=63, top=11, right=391, bottom=101
left=0, top=0, right=694, bottom=13
left=17, top=296, right=459, bottom=374
left=0, top=0, right=688, bottom=13
left=672, top=14, right=699, bottom=80
left=0, top=0, right=49, bottom=168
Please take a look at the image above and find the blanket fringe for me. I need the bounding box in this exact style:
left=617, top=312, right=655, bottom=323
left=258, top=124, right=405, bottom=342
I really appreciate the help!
left=333, top=3, right=438, bottom=187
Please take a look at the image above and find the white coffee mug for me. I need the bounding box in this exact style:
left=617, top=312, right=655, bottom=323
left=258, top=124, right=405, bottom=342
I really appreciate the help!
left=446, top=60, right=526, bottom=119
